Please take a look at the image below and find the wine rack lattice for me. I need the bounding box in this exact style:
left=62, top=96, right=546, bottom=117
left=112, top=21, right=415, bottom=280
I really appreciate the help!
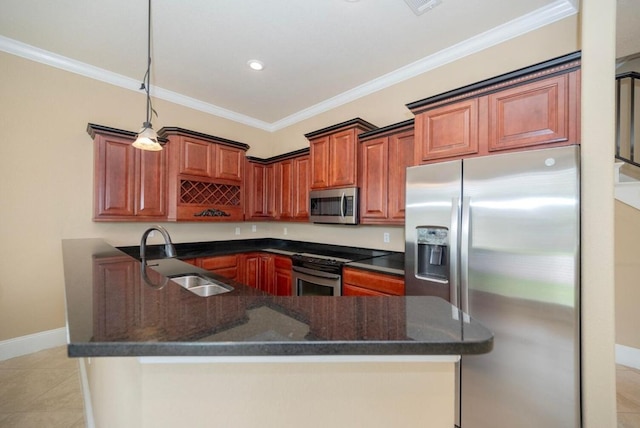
left=180, top=180, right=241, bottom=206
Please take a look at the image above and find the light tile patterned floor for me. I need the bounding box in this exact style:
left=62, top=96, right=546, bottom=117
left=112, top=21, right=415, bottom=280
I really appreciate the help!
left=0, top=346, right=638, bottom=427
left=0, top=347, right=85, bottom=428
left=618, top=364, right=640, bottom=428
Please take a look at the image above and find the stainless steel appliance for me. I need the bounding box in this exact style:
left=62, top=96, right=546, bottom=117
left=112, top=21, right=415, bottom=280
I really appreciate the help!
left=309, top=187, right=359, bottom=225
left=291, top=254, right=347, bottom=296
left=405, top=146, right=580, bottom=428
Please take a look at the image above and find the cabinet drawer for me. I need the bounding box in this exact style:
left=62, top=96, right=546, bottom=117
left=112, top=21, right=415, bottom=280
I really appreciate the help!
left=342, top=267, right=405, bottom=296
left=200, top=255, right=238, bottom=270
left=343, top=283, right=390, bottom=296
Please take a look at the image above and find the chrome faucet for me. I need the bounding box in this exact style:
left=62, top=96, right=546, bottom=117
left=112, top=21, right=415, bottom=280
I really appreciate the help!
left=140, top=225, right=177, bottom=260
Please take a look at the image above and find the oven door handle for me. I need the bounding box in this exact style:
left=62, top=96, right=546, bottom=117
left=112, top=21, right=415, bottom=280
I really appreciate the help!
left=292, top=266, right=341, bottom=281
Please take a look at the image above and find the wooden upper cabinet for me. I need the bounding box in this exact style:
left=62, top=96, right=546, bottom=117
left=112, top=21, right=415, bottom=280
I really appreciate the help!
left=136, top=148, right=167, bottom=217
left=160, top=127, right=248, bottom=222
left=310, top=135, right=330, bottom=189
left=276, top=159, right=294, bottom=219
left=90, top=124, right=167, bottom=221
left=487, top=73, right=575, bottom=152
left=215, top=145, right=244, bottom=182
left=360, top=137, right=389, bottom=220
left=273, top=153, right=310, bottom=221
left=246, top=160, right=275, bottom=220
left=387, top=129, right=415, bottom=221
left=179, top=137, right=213, bottom=177
left=306, top=118, right=377, bottom=190
left=414, top=98, right=479, bottom=163
left=179, top=137, right=243, bottom=182
left=359, top=122, right=414, bottom=225
left=293, top=155, right=310, bottom=220
left=408, top=52, right=581, bottom=163
left=328, top=129, right=358, bottom=187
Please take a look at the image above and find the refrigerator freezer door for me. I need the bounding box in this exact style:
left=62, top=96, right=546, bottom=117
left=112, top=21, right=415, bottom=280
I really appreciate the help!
left=405, top=160, right=461, bottom=302
left=460, top=146, right=580, bottom=427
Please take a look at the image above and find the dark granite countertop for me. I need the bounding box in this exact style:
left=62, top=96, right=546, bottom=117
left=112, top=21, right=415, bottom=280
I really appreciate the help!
left=62, top=238, right=491, bottom=358
left=346, top=252, right=405, bottom=276
left=117, top=238, right=392, bottom=262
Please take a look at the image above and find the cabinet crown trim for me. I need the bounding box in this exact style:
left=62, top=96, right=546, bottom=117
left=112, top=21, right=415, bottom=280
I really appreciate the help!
left=158, top=127, right=250, bottom=151
left=304, top=118, right=378, bottom=139
left=406, top=51, right=581, bottom=113
left=246, top=147, right=310, bottom=164
left=358, top=119, right=414, bottom=141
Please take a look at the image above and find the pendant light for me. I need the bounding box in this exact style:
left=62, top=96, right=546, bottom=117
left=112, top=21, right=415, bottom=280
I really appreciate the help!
left=132, top=0, right=162, bottom=151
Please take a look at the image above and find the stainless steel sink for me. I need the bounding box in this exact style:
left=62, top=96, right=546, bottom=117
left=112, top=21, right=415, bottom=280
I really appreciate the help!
left=169, top=274, right=233, bottom=297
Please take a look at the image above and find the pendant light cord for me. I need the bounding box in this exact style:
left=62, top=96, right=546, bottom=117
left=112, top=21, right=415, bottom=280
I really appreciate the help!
left=140, top=0, right=156, bottom=126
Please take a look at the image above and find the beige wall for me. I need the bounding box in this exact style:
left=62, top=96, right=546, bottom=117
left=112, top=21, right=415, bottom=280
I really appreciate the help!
left=615, top=201, right=640, bottom=349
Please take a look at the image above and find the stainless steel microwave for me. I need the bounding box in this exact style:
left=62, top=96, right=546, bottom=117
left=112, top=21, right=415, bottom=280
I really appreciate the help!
left=309, top=187, right=359, bottom=225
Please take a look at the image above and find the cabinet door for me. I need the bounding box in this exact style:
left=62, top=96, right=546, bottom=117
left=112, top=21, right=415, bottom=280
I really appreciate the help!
left=247, top=163, right=275, bottom=219
left=415, top=98, right=478, bottom=163
left=488, top=74, right=571, bottom=151
left=293, top=156, right=310, bottom=219
left=94, top=135, right=135, bottom=218
left=215, top=145, right=243, bottom=182
left=240, top=253, right=259, bottom=288
left=258, top=254, right=275, bottom=294
left=310, top=136, right=330, bottom=189
left=179, top=137, right=213, bottom=177
left=276, top=159, right=294, bottom=219
left=274, top=256, right=292, bottom=296
left=329, top=129, right=357, bottom=187
left=387, top=130, right=414, bottom=222
left=135, top=148, right=167, bottom=217
left=360, top=137, right=389, bottom=221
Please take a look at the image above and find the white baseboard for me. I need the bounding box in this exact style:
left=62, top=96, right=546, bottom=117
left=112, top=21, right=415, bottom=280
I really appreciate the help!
left=0, top=327, right=67, bottom=361
left=616, top=344, right=640, bottom=370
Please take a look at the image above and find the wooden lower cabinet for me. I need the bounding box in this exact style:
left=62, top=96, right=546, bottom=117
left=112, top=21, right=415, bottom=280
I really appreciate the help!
left=238, top=252, right=275, bottom=294
left=199, top=254, right=239, bottom=281
left=273, top=255, right=293, bottom=296
left=342, top=267, right=405, bottom=296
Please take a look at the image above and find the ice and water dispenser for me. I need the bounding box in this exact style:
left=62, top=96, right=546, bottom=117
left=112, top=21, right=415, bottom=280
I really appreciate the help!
left=416, top=227, right=449, bottom=283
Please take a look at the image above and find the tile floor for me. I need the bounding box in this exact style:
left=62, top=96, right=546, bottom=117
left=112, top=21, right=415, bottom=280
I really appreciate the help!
left=0, top=346, right=638, bottom=427
left=618, top=364, right=640, bottom=428
left=0, top=347, right=85, bottom=428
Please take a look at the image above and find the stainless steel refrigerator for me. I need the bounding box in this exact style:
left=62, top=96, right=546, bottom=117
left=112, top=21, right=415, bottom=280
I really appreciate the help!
left=405, top=145, right=580, bottom=428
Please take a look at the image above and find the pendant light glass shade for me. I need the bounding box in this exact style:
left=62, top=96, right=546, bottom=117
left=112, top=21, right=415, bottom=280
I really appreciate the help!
left=133, top=122, right=162, bottom=151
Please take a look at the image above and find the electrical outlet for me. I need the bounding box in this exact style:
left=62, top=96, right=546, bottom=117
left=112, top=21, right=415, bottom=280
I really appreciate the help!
left=235, top=227, right=240, bottom=235
left=284, top=227, right=288, bottom=235
left=252, top=224, right=257, bottom=232
left=383, top=232, right=390, bottom=243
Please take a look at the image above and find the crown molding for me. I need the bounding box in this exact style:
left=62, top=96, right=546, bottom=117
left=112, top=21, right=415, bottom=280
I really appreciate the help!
left=0, top=0, right=577, bottom=133
left=270, top=0, right=578, bottom=131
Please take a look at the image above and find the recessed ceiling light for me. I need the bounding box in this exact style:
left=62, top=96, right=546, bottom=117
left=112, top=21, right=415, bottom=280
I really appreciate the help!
left=247, top=60, right=264, bottom=71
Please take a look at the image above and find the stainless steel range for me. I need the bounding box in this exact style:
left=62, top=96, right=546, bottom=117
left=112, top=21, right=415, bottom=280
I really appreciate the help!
left=291, top=253, right=352, bottom=296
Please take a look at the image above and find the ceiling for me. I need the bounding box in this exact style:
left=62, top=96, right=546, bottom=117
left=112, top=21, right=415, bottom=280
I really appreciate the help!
left=0, top=0, right=637, bottom=131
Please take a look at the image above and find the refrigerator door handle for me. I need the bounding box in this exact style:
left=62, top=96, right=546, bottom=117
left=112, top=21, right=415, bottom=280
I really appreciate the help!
left=460, top=196, right=471, bottom=314
left=449, top=197, right=460, bottom=306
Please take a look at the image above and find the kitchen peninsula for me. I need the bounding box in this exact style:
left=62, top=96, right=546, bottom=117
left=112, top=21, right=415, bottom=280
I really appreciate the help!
left=62, top=238, right=492, bottom=428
